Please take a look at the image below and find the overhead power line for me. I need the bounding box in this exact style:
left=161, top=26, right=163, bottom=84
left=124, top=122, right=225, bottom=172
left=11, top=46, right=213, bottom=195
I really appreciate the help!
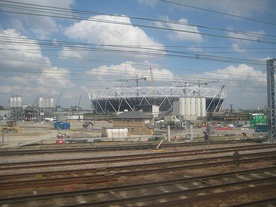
left=162, top=0, right=276, bottom=26
left=0, top=0, right=276, bottom=44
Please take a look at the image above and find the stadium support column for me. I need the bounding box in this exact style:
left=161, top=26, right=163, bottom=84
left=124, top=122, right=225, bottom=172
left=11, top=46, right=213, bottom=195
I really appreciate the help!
left=267, top=59, right=276, bottom=142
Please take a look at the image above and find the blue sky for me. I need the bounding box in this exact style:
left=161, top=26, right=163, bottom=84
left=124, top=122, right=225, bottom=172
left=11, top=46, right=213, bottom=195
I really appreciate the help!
left=0, top=0, right=275, bottom=110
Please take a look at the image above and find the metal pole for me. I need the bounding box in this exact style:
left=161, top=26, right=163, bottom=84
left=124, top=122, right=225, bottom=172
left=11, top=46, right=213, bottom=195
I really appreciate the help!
left=189, top=124, right=193, bottom=142
left=267, top=59, right=276, bottom=142
left=167, top=125, right=171, bottom=142
left=2, top=131, right=4, bottom=145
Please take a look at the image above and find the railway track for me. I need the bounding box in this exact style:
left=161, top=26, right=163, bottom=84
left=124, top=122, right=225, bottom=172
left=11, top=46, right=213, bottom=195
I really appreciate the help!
left=0, top=138, right=268, bottom=156
left=0, top=143, right=275, bottom=172
left=0, top=167, right=275, bottom=207
left=0, top=150, right=275, bottom=191
left=1, top=142, right=275, bottom=206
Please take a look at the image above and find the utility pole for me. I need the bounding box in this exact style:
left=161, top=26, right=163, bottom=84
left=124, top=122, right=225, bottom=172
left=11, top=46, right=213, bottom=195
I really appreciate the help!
left=267, top=59, right=276, bottom=142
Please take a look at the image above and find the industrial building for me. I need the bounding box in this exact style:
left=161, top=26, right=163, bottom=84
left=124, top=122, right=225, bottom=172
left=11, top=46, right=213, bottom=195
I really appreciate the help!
left=8, top=96, right=55, bottom=121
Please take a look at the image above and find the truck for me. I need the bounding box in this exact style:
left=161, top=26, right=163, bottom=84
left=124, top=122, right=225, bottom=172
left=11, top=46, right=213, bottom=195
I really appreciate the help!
left=0, top=120, right=23, bottom=133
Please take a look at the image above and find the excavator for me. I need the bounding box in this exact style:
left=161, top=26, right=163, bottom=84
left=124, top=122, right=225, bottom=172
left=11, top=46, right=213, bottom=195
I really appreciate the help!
left=0, top=120, right=23, bottom=133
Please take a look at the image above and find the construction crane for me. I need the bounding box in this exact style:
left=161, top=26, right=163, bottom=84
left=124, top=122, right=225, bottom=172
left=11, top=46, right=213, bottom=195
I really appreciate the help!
left=117, top=75, right=146, bottom=96
left=77, top=96, right=82, bottom=111
left=175, top=79, right=219, bottom=96
left=117, top=75, right=146, bottom=87
left=56, top=91, right=63, bottom=111
left=149, top=67, right=156, bottom=95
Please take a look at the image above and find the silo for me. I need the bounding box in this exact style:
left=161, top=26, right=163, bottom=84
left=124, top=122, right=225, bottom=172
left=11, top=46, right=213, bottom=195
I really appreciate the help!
left=10, top=96, right=23, bottom=108
left=50, top=98, right=55, bottom=108
left=16, top=96, right=23, bottom=108
left=196, top=97, right=201, bottom=116
left=201, top=97, right=206, bottom=117
left=182, top=97, right=187, bottom=115
left=185, top=97, right=190, bottom=116
left=9, top=97, right=14, bottom=108
left=190, top=98, right=196, bottom=115
left=38, top=97, right=45, bottom=108
left=178, top=98, right=184, bottom=115
left=46, top=97, right=50, bottom=108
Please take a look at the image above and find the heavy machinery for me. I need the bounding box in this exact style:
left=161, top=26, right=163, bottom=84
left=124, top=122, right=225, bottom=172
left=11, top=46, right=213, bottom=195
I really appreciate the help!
left=0, top=120, right=23, bottom=133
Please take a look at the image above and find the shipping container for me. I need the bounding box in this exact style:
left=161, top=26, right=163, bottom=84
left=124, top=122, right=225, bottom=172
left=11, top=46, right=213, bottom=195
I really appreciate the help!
left=54, top=122, right=70, bottom=130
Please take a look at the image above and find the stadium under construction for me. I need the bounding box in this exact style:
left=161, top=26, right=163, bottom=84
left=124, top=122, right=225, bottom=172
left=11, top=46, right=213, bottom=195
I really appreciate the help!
left=4, top=84, right=226, bottom=121
left=88, top=85, right=226, bottom=119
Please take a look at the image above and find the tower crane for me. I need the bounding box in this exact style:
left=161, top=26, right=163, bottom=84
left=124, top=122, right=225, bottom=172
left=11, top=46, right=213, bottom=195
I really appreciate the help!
left=149, top=67, right=156, bottom=95
left=116, top=75, right=146, bottom=96
left=77, top=96, right=82, bottom=111
left=175, top=79, right=219, bottom=96
left=117, top=75, right=146, bottom=87
left=56, top=91, right=63, bottom=111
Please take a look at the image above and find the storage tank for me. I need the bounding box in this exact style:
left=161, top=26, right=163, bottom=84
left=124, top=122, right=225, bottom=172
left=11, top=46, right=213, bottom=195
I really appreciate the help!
left=46, top=97, right=51, bottom=108
left=16, top=97, right=23, bottom=108
left=38, top=97, right=45, bottom=108
left=190, top=98, right=196, bottom=115
left=201, top=97, right=206, bottom=117
left=196, top=97, right=201, bottom=116
left=9, top=97, right=14, bottom=108
left=9, top=96, right=23, bottom=108
left=50, top=98, right=55, bottom=108
left=185, top=97, right=190, bottom=116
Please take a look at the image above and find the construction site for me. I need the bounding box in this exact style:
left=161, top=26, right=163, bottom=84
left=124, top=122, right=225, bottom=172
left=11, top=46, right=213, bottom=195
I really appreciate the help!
left=0, top=74, right=271, bottom=148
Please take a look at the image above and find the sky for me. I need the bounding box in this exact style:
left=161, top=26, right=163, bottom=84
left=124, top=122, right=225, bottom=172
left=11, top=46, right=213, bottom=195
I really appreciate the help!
left=0, top=0, right=275, bottom=110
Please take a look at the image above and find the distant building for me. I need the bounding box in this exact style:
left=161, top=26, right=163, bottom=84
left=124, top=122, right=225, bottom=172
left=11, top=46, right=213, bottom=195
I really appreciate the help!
left=113, top=111, right=154, bottom=136
left=82, top=121, right=94, bottom=132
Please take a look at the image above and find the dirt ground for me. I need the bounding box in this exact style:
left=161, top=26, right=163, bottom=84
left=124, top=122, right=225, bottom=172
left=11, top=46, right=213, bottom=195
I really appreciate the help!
left=0, top=120, right=256, bottom=148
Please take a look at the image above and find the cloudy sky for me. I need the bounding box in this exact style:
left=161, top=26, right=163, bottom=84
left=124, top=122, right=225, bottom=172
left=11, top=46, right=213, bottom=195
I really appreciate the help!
left=0, top=0, right=275, bottom=110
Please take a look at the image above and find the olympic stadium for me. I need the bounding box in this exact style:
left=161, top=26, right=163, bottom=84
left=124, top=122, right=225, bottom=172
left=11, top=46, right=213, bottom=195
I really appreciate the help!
left=88, top=85, right=226, bottom=115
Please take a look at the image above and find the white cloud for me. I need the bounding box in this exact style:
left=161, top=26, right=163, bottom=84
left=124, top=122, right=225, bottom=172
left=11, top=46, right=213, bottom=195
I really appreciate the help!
left=65, top=15, right=163, bottom=46
left=0, top=29, right=51, bottom=71
left=85, top=62, right=174, bottom=87
left=63, top=15, right=165, bottom=60
left=227, top=28, right=265, bottom=43
left=231, top=43, right=247, bottom=53
left=155, top=17, right=203, bottom=43
left=38, top=67, right=72, bottom=88
left=0, top=29, right=80, bottom=106
left=193, top=64, right=267, bottom=109
left=227, top=28, right=265, bottom=54
left=2, top=0, right=74, bottom=38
